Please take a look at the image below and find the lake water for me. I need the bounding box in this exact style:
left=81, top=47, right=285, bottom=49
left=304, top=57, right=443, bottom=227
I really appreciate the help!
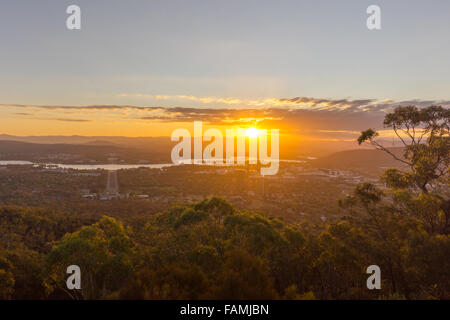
left=55, top=163, right=174, bottom=170
left=0, top=160, right=34, bottom=165
left=0, top=161, right=174, bottom=170
left=0, top=159, right=309, bottom=171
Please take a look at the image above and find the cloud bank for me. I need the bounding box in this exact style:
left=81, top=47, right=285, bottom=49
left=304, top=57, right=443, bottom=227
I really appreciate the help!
left=2, top=97, right=449, bottom=136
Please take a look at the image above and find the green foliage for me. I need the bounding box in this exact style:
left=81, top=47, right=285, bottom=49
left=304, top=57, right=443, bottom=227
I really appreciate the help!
left=381, top=168, right=413, bottom=189
left=174, top=208, right=207, bottom=228
left=346, top=105, right=450, bottom=298
left=358, top=128, right=379, bottom=145
left=0, top=190, right=449, bottom=300
left=358, top=105, right=449, bottom=194
left=406, top=233, right=450, bottom=299
left=0, top=269, right=14, bottom=299
left=213, top=249, right=278, bottom=299
left=45, top=216, right=135, bottom=299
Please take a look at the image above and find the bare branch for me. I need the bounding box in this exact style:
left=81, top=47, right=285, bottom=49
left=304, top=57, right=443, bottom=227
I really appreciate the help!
left=367, top=140, right=413, bottom=166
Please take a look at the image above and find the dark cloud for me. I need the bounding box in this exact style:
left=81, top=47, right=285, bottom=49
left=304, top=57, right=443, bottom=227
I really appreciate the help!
left=54, top=118, right=92, bottom=122
left=2, top=98, right=449, bottom=132
left=1, top=104, right=158, bottom=112
left=137, top=99, right=450, bottom=131
left=274, top=97, right=376, bottom=110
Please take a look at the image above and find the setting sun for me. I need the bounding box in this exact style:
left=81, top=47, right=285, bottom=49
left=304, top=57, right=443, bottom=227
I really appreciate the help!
left=245, top=127, right=260, bottom=138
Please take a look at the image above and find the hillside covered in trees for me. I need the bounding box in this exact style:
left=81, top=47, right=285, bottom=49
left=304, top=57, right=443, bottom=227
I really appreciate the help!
left=0, top=190, right=448, bottom=300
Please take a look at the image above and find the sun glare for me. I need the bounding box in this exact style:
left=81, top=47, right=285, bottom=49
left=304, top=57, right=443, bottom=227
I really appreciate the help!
left=245, top=127, right=260, bottom=138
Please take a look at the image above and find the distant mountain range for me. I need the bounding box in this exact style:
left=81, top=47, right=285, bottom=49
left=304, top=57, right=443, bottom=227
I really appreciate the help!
left=310, top=147, right=407, bottom=175
left=0, top=134, right=371, bottom=159
left=0, top=139, right=172, bottom=164
left=0, top=135, right=407, bottom=175
left=0, top=134, right=170, bottom=148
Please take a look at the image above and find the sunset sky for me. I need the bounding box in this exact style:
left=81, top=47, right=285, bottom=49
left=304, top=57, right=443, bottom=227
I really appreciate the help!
left=0, top=0, right=449, bottom=138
